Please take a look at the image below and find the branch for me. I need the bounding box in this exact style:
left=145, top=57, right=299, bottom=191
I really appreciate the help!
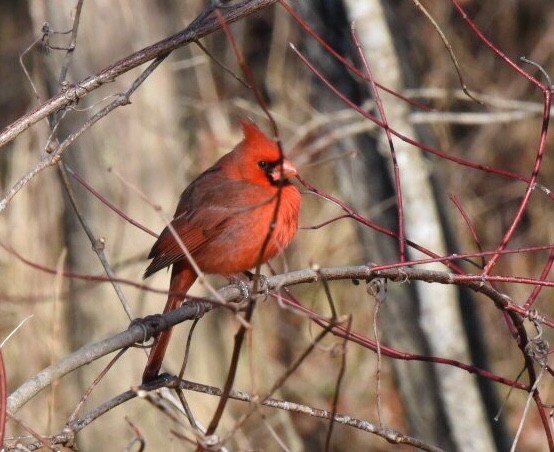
left=7, top=300, right=213, bottom=414
left=21, top=376, right=444, bottom=452
left=179, top=380, right=445, bottom=452
left=0, top=0, right=276, bottom=149
left=8, top=265, right=546, bottom=414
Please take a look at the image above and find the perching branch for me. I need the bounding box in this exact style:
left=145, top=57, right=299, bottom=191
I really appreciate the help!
left=8, top=264, right=548, bottom=414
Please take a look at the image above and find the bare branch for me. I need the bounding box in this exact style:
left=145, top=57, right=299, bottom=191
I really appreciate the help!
left=9, top=264, right=549, bottom=415
left=0, top=0, right=277, bottom=149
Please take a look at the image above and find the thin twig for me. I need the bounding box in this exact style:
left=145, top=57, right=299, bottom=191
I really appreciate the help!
left=449, top=194, right=486, bottom=268
left=324, top=316, right=352, bottom=451
left=175, top=318, right=201, bottom=430
left=19, top=35, right=43, bottom=104
left=64, top=165, right=158, bottom=238
left=6, top=414, right=55, bottom=451
left=0, top=54, right=168, bottom=214
left=194, top=39, right=250, bottom=88
left=0, top=0, right=278, bottom=149
left=177, top=319, right=200, bottom=381
left=351, top=22, right=406, bottom=262
left=66, top=348, right=128, bottom=427
left=58, top=163, right=135, bottom=320
left=8, top=265, right=549, bottom=415
left=316, top=268, right=338, bottom=320
left=175, top=388, right=199, bottom=432
left=204, top=298, right=256, bottom=436
left=124, top=417, right=146, bottom=452
left=47, top=249, right=67, bottom=432
left=0, top=315, right=34, bottom=348
left=368, top=279, right=386, bottom=426
left=510, top=366, right=547, bottom=452
left=410, top=0, right=482, bottom=104
left=57, top=0, right=85, bottom=86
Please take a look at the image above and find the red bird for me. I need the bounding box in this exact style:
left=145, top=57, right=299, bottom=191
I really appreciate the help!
left=142, top=121, right=301, bottom=382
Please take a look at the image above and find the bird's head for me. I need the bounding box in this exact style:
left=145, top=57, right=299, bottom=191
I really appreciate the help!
left=223, top=121, right=297, bottom=187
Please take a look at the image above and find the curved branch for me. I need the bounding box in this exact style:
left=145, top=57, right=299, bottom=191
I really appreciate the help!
left=8, top=265, right=544, bottom=415
left=22, top=376, right=444, bottom=452
left=7, top=301, right=212, bottom=414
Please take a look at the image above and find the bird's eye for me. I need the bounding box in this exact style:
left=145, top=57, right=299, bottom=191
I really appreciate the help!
left=258, top=161, right=270, bottom=170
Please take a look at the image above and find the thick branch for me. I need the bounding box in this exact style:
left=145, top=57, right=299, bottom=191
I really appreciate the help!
left=8, top=265, right=544, bottom=415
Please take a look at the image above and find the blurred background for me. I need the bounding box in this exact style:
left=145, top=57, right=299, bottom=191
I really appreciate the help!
left=1, top=1, right=553, bottom=450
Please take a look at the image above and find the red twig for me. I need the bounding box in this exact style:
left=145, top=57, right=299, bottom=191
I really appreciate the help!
left=449, top=194, right=485, bottom=268
left=449, top=195, right=483, bottom=256
left=0, top=239, right=166, bottom=294
left=203, top=8, right=287, bottom=441
left=297, top=174, right=465, bottom=275
left=449, top=0, right=544, bottom=90
left=350, top=24, right=406, bottom=262
left=534, top=389, right=554, bottom=451
left=289, top=44, right=554, bottom=200
left=447, top=3, right=554, bottom=342
left=277, top=0, right=433, bottom=113
left=65, top=166, right=158, bottom=238
left=524, top=248, right=554, bottom=310
left=483, top=89, right=551, bottom=275
left=278, top=288, right=529, bottom=391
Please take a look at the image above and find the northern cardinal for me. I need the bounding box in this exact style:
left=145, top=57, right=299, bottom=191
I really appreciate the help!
left=142, top=121, right=301, bottom=382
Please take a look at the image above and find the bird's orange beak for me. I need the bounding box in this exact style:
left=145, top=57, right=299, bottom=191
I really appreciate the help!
left=271, top=158, right=297, bottom=181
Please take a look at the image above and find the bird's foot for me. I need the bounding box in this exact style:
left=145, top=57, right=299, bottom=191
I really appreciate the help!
left=242, top=271, right=270, bottom=301
left=254, top=274, right=270, bottom=301
left=229, top=275, right=251, bottom=301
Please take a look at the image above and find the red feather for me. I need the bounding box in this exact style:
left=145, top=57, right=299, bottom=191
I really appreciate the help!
left=142, top=121, right=301, bottom=382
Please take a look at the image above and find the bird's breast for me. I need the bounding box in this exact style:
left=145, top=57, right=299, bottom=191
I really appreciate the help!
left=194, top=185, right=300, bottom=275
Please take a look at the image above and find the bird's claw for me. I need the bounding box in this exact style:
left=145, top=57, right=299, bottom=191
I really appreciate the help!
left=255, top=274, right=270, bottom=301
left=238, top=273, right=270, bottom=301
left=236, top=278, right=252, bottom=301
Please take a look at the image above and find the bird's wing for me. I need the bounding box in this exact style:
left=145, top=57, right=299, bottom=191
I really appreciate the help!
left=143, top=206, right=230, bottom=278
left=143, top=175, right=265, bottom=278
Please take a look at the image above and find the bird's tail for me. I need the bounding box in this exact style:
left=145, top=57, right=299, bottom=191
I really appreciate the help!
left=142, top=264, right=197, bottom=383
